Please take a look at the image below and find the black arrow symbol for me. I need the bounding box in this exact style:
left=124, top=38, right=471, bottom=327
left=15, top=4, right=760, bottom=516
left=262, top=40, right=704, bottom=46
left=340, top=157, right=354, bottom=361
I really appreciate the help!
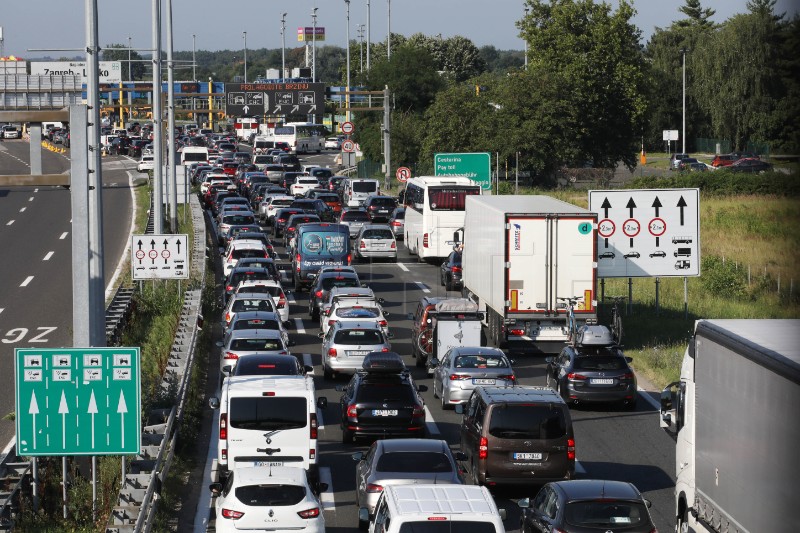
left=176, top=240, right=182, bottom=254
left=601, top=197, right=611, bottom=218
left=137, top=240, right=143, bottom=251
left=604, top=237, right=609, bottom=249
left=626, top=197, right=636, bottom=218
left=652, top=196, right=662, bottom=217
left=656, top=236, right=660, bottom=247
left=150, top=239, right=156, bottom=250
left=163, top=239, right=169, bottom=250
left=677, top=196, right=687, bottom=225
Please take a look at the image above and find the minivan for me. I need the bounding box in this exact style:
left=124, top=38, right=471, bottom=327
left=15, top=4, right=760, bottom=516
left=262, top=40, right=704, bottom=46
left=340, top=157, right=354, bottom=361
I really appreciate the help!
left=343, top=179, right=380, bottom=207
left=208, top=375, right=327, bottom=486
left=291, top=223, right=352, bottom=291
left=456, top=385, right=575, bottom=487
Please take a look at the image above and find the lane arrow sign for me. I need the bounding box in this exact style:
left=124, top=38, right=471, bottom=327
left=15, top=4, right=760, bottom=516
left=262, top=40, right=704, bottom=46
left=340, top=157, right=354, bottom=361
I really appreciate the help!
left=626, top=197, right=636, bottom=218
left=163, top=239, right=169, bottom=250
left=291, top=104, right=299, bottom=113
left=118, top=390, right=128, bottom=449
left=272, top=106, right=281, bottom=114
left=652, top=196, right=662, bottom=217
left=88, top=390, right=98, bottom=449
left=309, top=104, right=317, bottom=112
left=243, top=105, right=250, bottom=114
left=29, top=391, right=39, bottom=450
left=677, top=196, right=687, bottom=225
left=137, top=240, right=142, bottom=251
left=59, top=391, right=69, bottom=449
left=176, top=240, right=182, bottom=254
left=601, top=197, right=611, bottom=218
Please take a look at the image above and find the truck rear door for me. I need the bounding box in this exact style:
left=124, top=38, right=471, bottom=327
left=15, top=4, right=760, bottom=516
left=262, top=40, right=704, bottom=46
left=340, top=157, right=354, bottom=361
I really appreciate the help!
left=552, top=216, right=596, bottom=316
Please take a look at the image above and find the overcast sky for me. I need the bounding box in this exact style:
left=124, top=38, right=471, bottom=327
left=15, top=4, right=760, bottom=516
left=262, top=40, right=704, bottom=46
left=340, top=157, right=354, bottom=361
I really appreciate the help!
left=2, top=0, right=797, bottom=59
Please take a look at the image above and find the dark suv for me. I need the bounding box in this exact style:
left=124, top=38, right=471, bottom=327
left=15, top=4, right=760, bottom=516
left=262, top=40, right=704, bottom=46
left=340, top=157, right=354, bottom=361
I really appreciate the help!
left=337, top=352, right=427, bottom=443
left=363, top=195, right=398, bottom=222
left=308, top=269, right=364, bottom=319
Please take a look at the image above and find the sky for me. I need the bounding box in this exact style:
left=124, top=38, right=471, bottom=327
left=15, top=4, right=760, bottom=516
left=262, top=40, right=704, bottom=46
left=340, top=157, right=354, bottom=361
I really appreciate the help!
left=1, top=0, right=798, bottom=60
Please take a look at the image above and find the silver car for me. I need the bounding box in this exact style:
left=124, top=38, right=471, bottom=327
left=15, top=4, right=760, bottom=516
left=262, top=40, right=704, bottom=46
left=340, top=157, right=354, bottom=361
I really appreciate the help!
left=352, top=438, right=465, bottom=527
left=388, top=207, right=405, bottom=239
left=431, top=346, right=516, bottom=409
left=339, top=208, right=371, bottom=238
left=353, top=224, right=397, bottom=262
left=224, top=310, right=290, bottom=347
left=319, top=321, right=392, bottom=380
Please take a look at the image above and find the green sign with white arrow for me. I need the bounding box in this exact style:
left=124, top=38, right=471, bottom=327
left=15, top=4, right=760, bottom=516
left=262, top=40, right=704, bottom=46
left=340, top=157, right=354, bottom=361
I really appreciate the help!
left=15, top=348, right=141, bottom=456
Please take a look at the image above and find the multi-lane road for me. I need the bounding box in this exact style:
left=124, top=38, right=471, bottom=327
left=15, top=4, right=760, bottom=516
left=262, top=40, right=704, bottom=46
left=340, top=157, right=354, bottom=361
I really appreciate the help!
left=1, top=138, right=677, bottom=532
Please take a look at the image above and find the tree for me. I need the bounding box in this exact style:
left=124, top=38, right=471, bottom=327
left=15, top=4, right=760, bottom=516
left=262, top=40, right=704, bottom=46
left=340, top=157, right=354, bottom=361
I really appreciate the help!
left=364, top=44, right=444, bottom=113
left=103, top=43, right=146, bottom=81
left=676, top=0, right=716, bottom=28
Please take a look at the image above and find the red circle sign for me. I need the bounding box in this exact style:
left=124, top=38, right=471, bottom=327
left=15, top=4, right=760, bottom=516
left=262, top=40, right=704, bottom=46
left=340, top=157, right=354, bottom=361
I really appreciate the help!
left=341, top=121, right=355, bottom=135
left=622, top=219, right=641, bottom=237
left=396, top=167, right=411, bottom=182
left=598, top=219, right=616, bottom=238
left=342, top=140, right=355, bottom=152
left=648, top=217, right=667, bottom=237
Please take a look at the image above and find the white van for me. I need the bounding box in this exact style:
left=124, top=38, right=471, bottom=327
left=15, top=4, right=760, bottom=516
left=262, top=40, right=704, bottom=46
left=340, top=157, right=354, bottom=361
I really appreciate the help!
left=208, top=375, right=328, bottom=485
left=364, top=484, right=507, bottom=533
left=180, top=146, right=209, bottom=165
left=343, top=178, right=380, bottom=207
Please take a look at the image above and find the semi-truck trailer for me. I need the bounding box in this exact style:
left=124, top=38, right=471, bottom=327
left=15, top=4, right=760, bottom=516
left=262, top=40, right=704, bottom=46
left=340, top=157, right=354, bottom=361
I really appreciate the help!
left=458, top=195, right=598, bottom=353
left=660, top=319, right=800, bottom=533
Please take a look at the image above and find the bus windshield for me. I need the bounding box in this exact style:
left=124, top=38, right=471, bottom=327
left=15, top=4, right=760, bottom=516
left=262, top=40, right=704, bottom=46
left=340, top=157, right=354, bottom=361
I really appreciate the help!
left=428, top=187, right=481, bottom=211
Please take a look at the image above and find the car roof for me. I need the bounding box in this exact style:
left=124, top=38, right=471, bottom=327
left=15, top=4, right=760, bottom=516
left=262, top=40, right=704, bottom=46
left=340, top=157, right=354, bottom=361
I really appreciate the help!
left=447, top=347, right=506, bottom=357
left=478, top=385, right=564, bottom=404
left=331, top=287, right=374, bottom=297
left=550, top=479, right=642, bottom=501
left=377, top=438, right=449, bottom=454
left=238, top=279, right=281, bottom=287
left=228, top=241, right=266, bottom=251
left=232, top=310, right=281, bottom=320
left=360, top=224, right=394, bottom=230
left=228, top=328, right=282, bottom=339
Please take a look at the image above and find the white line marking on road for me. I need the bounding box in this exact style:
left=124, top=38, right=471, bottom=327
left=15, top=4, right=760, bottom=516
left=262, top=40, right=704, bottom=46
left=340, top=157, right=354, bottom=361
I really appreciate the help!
left=28, top=196, right=34, bottom=202
left=19, top=207, right=26, bottom=213
left=105, top=170, right=138, bottom=301
left=316, top=407, right=325, bottom=429
left=6, top=220, right=14, bottom=226
left=397, top=262, right=409, bottom=272
left=424, top=406, right=441, bottom=436
left=319, top=467, right=335, bottom=511
left=415, top=281, right=431, bottom=293
left=43, top=251, right=54, bottom=261
left=0, top=309, right=4, bottom=316
left=637, top=386, right=661, bottom=410
left=59, top=232, right=68, bottom=239
left=33, top=189, right=39, bottom=193
left=294, top=317, right=306, bottom=334
left=20, top=276, right=34, bottom=287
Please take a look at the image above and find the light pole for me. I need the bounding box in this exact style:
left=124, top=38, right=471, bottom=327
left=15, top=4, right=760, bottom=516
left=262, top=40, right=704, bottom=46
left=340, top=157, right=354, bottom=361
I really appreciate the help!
left=281, top=13, right=287, bottom=80
left=386, top=0, right=391, bottom=59
left=192, top=34, right=196, bottom=81
left=366, top=0, right=371, bottom=70
left=681, top=48, right=688, bottom=154
left=358, top=24, right=365, bottom=73
left=243, top=31, right=247, bottom=83
left=312, top=8, right=318, bottom=82
left=345, top=0, right=351, bottom=123
left=523, top=6, right=529, bottom=69
left=127, top=36, right=132, bottom=109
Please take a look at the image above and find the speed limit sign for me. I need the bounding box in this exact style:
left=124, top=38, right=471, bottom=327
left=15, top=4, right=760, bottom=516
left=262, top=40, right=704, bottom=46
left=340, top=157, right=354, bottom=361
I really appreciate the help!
left=342, top=140, right=356, bottom=153
left=396, top=167, right=411, bottom=182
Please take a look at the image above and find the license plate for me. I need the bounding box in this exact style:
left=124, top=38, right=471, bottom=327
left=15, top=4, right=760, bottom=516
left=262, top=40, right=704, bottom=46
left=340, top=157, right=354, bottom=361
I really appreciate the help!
left=348, top=351, right=370, bottom=356
left=590, top=378, right=615, bottom=385
left=372, top=409, right=398, bottom=416
left=513, top=453, right=542, bottom=460
left=254, top=461, right=283, bottom=467
left=473, top=378, right=496, bottom=385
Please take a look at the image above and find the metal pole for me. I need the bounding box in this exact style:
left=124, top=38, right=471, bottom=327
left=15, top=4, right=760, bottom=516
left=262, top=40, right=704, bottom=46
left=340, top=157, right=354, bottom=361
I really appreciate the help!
left=70, top=104, right=90, bottom=346
left=627, top=277, right=632, bottom=316
left=345, top=0, right=351, bottom=124
left=167, top=0, right=177, bottom=232
left=387, top=0, right=391, bottom=59
left=684, top=276, right=688, bottom=319
left=495, top=151, right=499, bottom=195
left=383, top=85, right=391, bottom=191
left=312, top=8, right=318, bottom=83
left=655, top=277, right=660, bottom=316
left=62, top=457, right=68, bottom=519
left=281, top=13, right=287, bottom=80
left=515, top=151, right=519, bottom=194
left=87, top=0, right=106, bottom=346
left=682, top=48, right=686, bottom=154
left=208, top=77, right=213, bottom=130
left=121, top=456, right=126, bottom=490
left=128, top=36, right=133, bottom=109
left=366, top=0, right=371, bottom=70
left=358, top=24, right=364, bottom=73
left=32, top=458, right=39, bottom=511
left=523, top=7, right=529, bottom=69
left=192, top=34, right=196, bottom=117
left=243, top=31, right=247, bottom=83
left=152, top=0, right=164, bottom=233
left=92, top=456, right=97, bottom=521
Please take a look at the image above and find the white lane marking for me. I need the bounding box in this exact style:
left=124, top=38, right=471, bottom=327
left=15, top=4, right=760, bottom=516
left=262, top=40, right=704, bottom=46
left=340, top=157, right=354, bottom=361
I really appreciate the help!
left=34, top=189, right=39, bottom=193
left=59, top=232, right=68, bottom=239
left=43, top=251, right=54, bottom=261
left=319, top=467, right=335, bottom=511
left=415, top=281, right=431, bottom=293
left=424, top=405, right=441, bottom=436
left=316, top=407, right=325, bottom=429
left=0, top=308, right=4, bottom=316
left=575, top=460, right=587, bottom=476
left=294, top=317, right=306, bottom=334
left=6, top=220, right=14, bottom=226
left=19, top=207, right=26, bottom=213
left=0, top=437, right=16, bottom=463
left=28, top=196, right=34, bottom=202
left=105, top=169, right=138, bottom=301
left=397, top=262, right=409, bottom=272
left=637, top=386, right=661, bottom=410
left=20, top=276, right=34, bottom=287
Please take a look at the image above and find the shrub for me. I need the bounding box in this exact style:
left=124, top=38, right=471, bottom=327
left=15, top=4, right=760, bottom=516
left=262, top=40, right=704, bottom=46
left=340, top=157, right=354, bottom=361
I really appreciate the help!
left=700, top=255, right=748, bottom=299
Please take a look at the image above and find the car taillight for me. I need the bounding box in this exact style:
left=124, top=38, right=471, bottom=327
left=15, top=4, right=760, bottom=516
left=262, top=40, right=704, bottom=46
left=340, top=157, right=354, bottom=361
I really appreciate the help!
left=479, top=437, right=488, bottom=460
left=224, top=351, right=239, bottom=361
left=219, top=414, right=227, bottom=440
left=452, top=266, right=462, bottom=273
left=498, top=374, right=516, bottom=381
left=621, top=372, right=635, bottom=380
left=391, top=221, right=401, bottom=226
left=277, top=296, right=286, bottom=308
left=378, top=320, right=388, bottom=327
left=328, top=347, right=337, bottom=358
left=347, top=404, right=358, bottom=417
left=287, top=226, right=294, bottom=232
left=310, top=413, right=318, bottom=440
left=347, top=254, right=352, bottom=265
left=390, top=242, right=396, bottom=249
left=567, top=372, right=587, bottom=380
left=567, top=438, right=575, bottom=460
left=224, top=313, right=231, bottom=323
left=297, top=507, right=320, bottom=519
left=221, top=508, right=244, bottom=519
left=381, top=347, right=389, bottom=352
left=412, top=405, right=425, bottom=419
left=366, top=483, right=384, bottom=493
left=360, top=241, right=366, bottom=249
left=225, top=285, right=233, bottom=292
left=315, top=290, right=323, bottom=298
left=450, top=374, right=470, bottom=381
left=368, top=205, right=376, bottom=210
left=508, top=328, right=525, bottom=336
left=423, top=233, right=429, bottom=247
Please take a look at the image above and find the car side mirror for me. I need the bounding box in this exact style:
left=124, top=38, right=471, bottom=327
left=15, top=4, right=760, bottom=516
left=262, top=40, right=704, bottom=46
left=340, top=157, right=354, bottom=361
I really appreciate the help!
left=317, top=397, right=328, bottom=409
left=208, top=397, right=220, bottom=409
left=358, top=508, right=370, bottom=525
left=352, top=452, right=365, bottom=462
left=209, top=482, right=222, bottom=495
left=625, top=356, right=633, bottom=363
left=406, top=313, right=414, bottom=320
left=517, top=497, right=530, bottom=509
left=215, top=341, right=223, bottom=348
left=361, top=282, right=368, bottom=288
left=386, top=332, right=395, bottom=339
left=454, top=451, right=467, bottom=461
left=221, top=365, right=232, bottom=376
left=644, top=498, right=652, bottom=508
left=382, top=311, right=389, bottom=317
left=544, top=357, right=554, bottom=364
left=509, top=359, right=516, bottom=365
left=335, top=385, right=344, bottom=392
left=454, top=404, right=465, bottom=415
left=499, top=508, right=507, bottom=520
left=318, top=482, right=329, bottom=493
left=429, top=358, right=439, bottom=367
left=317, top=332, right=325, bottom=339
left=304, top=365, right=314, bottom=374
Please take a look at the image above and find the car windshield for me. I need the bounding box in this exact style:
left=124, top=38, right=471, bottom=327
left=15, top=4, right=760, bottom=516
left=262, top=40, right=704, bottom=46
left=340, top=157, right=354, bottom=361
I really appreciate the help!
left=234, top=484, right=306, bottom=507
left=233, top=358, right=299, bottom=376
left=333, top=329, right=383, bottom=345
left=565, top=500, right=648, bottom=527
left=453, top=355, right=507, bottom=369
left=488, top=405, right=567, bottom=439
left=229, top=338, right=284, bottom=351
left=375, top=452, right=453, bottom=473
left=229, top=397, right=307, bottom=431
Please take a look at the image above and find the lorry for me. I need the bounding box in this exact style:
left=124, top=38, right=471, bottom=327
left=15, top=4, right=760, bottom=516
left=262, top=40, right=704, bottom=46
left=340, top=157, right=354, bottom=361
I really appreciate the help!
left=457, top=195, right=598, bottom=353
left=409, top=298, right=483, bottom=372
left=660, top=319, right=800, bottom=533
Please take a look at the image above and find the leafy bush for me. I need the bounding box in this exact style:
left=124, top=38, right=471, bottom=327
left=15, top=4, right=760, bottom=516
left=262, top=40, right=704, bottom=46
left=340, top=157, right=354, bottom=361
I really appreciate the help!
left=630, top=169, right=799, bottom=196
left=700, top=255, right=748, bottom=299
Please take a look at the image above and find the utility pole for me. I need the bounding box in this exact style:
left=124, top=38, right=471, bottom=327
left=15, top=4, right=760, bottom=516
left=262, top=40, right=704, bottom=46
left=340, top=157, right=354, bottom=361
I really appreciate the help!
left=312, top=8, right=318, bottom=82
left=387, top=0, right=391, bottom=59
left=358, top=24, right=365, bottom=73
left=243, top=31, right=247, bottom=83
left=383, top=85, right=391, bottom=191
left=166, top=0, right=177, bottom=232
left=345, top=0, right=351, bottom=124
left=366, top=0, right=371, bottom=70
left=523, top=6, right=529, bottom=69
left=281, top=13, right=287, bottom=80
left=152, top=0, right=163, bottom=234
left=128, top=36, right=133, bottom=109
left=681, top=48, right=688, bottom=154
left=192, top=34, right=196, bottom=118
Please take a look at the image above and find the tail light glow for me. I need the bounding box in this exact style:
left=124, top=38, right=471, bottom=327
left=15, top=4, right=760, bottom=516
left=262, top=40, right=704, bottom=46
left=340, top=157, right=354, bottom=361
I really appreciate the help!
left=567, top=373, right=587, bottom=381
left=412, top=405, right=425, bottom=418
left=297, top=507, right=320, bottom=519
left=221, top=508, right=244, bottom=519
left=366, top=483, right=384, bottom=493
left=499, top=374, right=516, bottom=381
left=223, top=351, right=239, bottom=361
left=328, top=348, right=338, bottom=358
left=310, top=413, right=318, bottom=439
left=450, top=374, right=470, bottom=381
left=567, top=438, right=575, bottom=460
left=423, top=233, right=429, bottom=248
left=219, top=414, right=227, bottom=440
left=479, top=437, right=488, bottom=460
left=347, top=404, right=358, bottom=417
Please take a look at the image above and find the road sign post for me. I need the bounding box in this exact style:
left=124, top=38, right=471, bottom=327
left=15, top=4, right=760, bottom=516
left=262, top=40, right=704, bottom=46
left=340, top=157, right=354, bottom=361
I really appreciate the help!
left=131, top=234, right=189, bottom=280
left=434, top=152, right=492, bottom=190
left=15, top=348, right=142, bottom=456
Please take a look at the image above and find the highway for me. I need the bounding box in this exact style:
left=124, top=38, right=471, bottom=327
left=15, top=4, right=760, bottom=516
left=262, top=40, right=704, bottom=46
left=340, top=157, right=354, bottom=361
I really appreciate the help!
left=0, top=139, right=136, bottom=449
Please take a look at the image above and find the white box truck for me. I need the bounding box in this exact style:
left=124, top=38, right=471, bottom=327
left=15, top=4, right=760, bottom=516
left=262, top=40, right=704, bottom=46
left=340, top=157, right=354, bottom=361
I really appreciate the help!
left=458, top=195, right=598, bottom=353
left=660, top=319, right=800, bottom=533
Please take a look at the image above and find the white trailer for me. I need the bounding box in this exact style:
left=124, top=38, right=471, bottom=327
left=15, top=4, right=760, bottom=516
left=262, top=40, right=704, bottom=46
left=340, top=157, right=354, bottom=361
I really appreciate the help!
left=459, top=195, right=598, bottom=353
left=660, top=319, right=800, bottom=533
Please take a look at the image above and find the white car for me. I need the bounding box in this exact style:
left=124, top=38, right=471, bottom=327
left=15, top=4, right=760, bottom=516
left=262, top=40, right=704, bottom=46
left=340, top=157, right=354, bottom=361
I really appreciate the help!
left=290, top=177, right=321, bottom=197
left=2, top=125, right=20, bottom=139
left=320, top=287, right=387, bottom=336
left=210, top=466, right=326, bottom=533
left=222, top=241, right=270, bottom=277
left=324, top=137, right=342, bottom=150
left=259, top=195, right=295, bottom=224
left=235, top=279, right=289, bottom=324
left=221, top=292, right=278, bottom=332
left=200, top=174, right=230, bottom=195
left=137, top=155, right=155, bottom=173
left=217, top=329, right=291, bottom=377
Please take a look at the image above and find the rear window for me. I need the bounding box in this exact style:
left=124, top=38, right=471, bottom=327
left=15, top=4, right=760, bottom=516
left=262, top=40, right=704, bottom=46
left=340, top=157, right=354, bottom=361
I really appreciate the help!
left=399, top=523, right=497, bottom=533
left=230, top=338, right=284, bottom=351
left=342, top=211, right=370, bottom=222
left=333, top=329, right=384, bottom=345
left=229, top=397, right=307, bottom=431
left=234, top=358, right=299, bottom=376
left=453, top=354, right=508, bottom=369
left=317, top=194, right=340, bottom=202
left=573, top=356, right=627, bottom=371
left=392, top=210, right=405, bottom=220
left=238, top=284, right=282, bottom=297
left=299, top=230, right=348, bottom=255
left=361, top=229, right=394, bottom=240
left=369, top=198, right=397, bottom=207
left=223, top=214, right=256, bottom=225
left=230, top=271, right=270, bottom=286
left=336, top=307, right=380, bottom=319
left=357, top=381, right=416, bottom=403
left=376, top=452, right=453, bottom=473
left=232, top=318, right=281, bottom=331
left=565, top=500, right=649, bottom=527
left=321, top=277, right=360, bottom=290
left=488, top=405, right=567, bottom=439
left=428, top=187, right=480, bottom=211
left=352, top=181, right=378, bottom=193
left=235, top=484, right=306, bottom=507
left=271, top=199, right=294, bottom=207
left=231, top=248, right=266, bottom=260
left=231, top=298, right=275, bottom=313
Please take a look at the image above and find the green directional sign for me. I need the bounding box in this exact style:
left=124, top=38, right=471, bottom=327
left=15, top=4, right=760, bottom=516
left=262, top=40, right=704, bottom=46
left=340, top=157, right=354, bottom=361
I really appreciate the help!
left=15, top=348, right=141, bottom=456
left=434, top=152, right=492, bottom=190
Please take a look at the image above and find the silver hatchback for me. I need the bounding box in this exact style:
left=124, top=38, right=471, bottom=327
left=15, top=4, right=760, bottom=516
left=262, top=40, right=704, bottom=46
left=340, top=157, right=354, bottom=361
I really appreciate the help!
left=431, top=346, right=516, bottom=409
left=339, top=208, right=371, bottom=238
left=320, top=321, right=392, bottom=380
left=354, top=224, right=397, bottom=262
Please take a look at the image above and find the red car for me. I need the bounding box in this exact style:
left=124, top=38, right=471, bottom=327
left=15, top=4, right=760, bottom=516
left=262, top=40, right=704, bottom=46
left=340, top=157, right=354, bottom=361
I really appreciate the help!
left=711, top=154, right=738, bottom=168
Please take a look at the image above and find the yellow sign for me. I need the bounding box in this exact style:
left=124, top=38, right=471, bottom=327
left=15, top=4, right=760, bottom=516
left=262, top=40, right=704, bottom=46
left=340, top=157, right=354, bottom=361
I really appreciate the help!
left=297, top=27, right=325, bottom=42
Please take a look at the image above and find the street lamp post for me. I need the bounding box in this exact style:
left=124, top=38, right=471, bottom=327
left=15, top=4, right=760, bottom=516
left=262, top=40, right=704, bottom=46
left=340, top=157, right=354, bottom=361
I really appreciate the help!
left=366, top=0, right=371, bottom=70
left=127, top=36, right=132, bottom=108
left=387, top=0, right=391, bottom=59
left=345, top=0, right=351, bottom=123
left=281, top=13, right=287, bottom=80
left=523, top=6, right=529, bottom=69
left=243, top=31, right=247, bottom=83
left=681, top=48, right=688, bottom=154
left=312, top=8, right=318, bottom=83
left=192, top=34, right=196, bottom=81
left=358, top=24, right=365, bottom=73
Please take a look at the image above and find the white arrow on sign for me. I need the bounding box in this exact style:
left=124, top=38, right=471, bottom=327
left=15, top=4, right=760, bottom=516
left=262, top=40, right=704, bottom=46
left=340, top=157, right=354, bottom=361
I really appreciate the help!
left=59, top=391, right=69, bottom=449
left=243, top=105, right=250, bottom=114
left=29, top=391, right=39, bottom=450
left=118, top=390, right=128, bottom=449
left=88, top=390, right=98, bottom=449
left=291, top=104, right=299, bottom=113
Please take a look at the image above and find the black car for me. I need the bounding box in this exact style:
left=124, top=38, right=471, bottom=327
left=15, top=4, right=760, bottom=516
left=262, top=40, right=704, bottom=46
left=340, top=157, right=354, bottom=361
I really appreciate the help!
left=337, top=352, right=426, bottom=443
left=545, top=332, right=637, bottom=410
left=236, top=257, right=282, bottom=284
left=227, top=353, right=312, bottom=378
left=727, top=158, right=772, bottom=173
left=308, top=270, right=364, bottom=319
left=283, top=213, right=322, bottom=249
left=224, top=266, right=274, bottom=303
left=519, top=479, right=657, bottom=533
left=109, top=136, right=132, bottom=155
left=440, top=250, right=463, bottom=291
left=327, top=176, right=347, bottom=195
left=363, top=195, right=398, bottom=222
left=290, top=198, right=334, bottom=222
left=272, top=207, right=308, bottom=238
left=127, top=139, right=150, bottom=158
left=276, top=154, right=302, bottom=172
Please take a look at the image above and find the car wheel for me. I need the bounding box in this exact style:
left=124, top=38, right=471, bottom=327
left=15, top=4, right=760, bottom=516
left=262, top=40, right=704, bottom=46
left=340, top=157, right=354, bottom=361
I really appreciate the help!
left=342, top=428, right=354, bottom=444
left=358, top=515, right=369, bottom=531
left=323, top=365, right=334, bottom=380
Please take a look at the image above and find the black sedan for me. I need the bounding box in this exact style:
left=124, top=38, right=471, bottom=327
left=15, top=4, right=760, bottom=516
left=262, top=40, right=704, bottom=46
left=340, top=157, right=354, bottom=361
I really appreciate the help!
left=727, top=158, right=772, bottom=173
left=519, top=479, right=657, bottom=533
left=440, top=250, right=463, bottom=291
